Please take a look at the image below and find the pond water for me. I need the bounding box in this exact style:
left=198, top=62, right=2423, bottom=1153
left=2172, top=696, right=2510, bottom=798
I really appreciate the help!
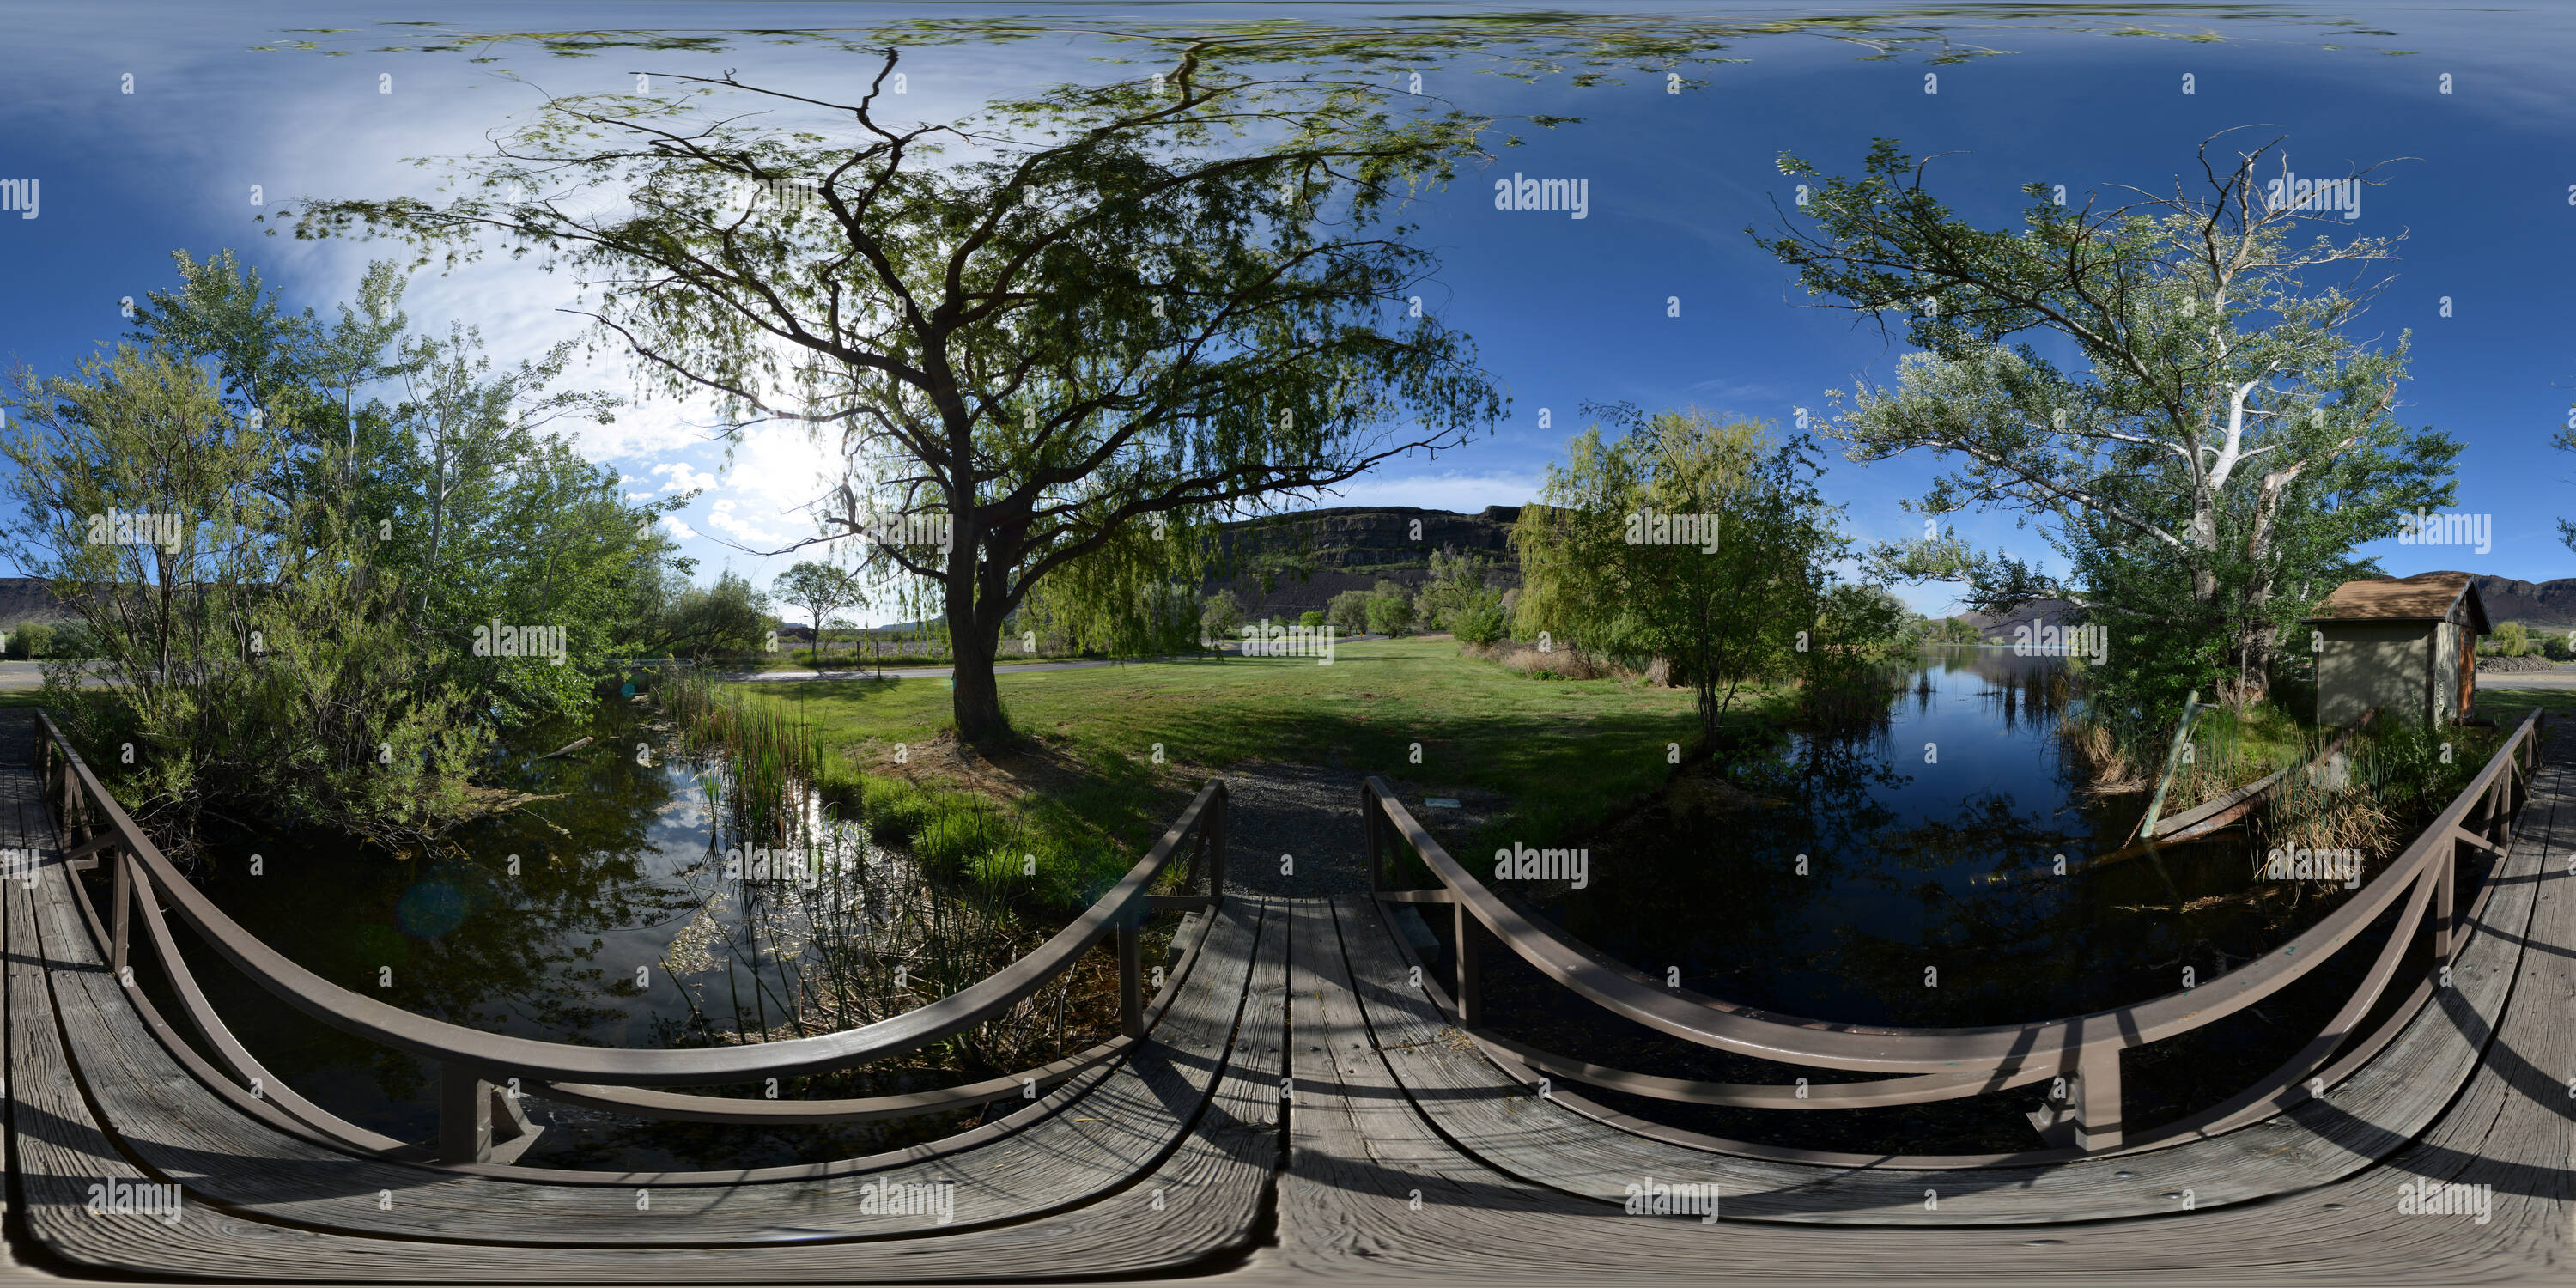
left=1452, top=647, right=2450, bottom=1151
left=1534, top=647, right=2287, bottom=1028
left=146, top=695, right=1006, bottom=1170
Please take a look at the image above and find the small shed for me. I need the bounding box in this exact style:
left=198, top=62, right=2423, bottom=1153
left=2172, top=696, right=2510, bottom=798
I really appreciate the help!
left=2303, top=573, right=2489, bottom=727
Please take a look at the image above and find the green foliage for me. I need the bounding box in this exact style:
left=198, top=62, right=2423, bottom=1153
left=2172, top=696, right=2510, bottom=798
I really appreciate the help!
left=290, top=54, right=1505, bottom=742
left=647, top=569, right=775, bottom=661
left=1514, top=404, right=1847, bottom=744
left=1364, top=580, right=1417, bottom=636
left=771, top=562, right=865, bottom=671
left=1453, top=599, right=1508, bottom=646
left=862, top=776, right=937, bottom=843
left=1758, top=137, right=2460, bottom=713
left=1199, top=589, right=1245, bottom=642
left=1297, top=610, right=1327, bottom=629
left=914, top=807, right=1012, bottom=880
left=2485, top=621, right=2532, bottom=657
left=1327, top=588, right=1376, bottom=637
left=0, top=251, right=693, bottom=845
left=3, top=623, right=55, bottom=659
left=1413, top=547, right=1498, bottom=633
left=1, top=343, right=483, bottom=849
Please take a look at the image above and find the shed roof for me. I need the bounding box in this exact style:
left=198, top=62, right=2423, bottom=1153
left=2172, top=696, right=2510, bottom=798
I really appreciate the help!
left=2304, top=572, right=2489, bottom=634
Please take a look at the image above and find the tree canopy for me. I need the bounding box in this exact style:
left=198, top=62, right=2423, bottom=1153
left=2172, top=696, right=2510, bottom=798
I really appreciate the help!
left=1755, top=132, right=2460, bottom=713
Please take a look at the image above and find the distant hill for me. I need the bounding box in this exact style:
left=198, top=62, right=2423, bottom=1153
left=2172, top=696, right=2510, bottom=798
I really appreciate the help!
left=1960, top=598, right=2083, bottom=641
left=2455, top=574, right=2576, bottom=629
left=0, top=578, right=73, bottom=625
left=1200, top=505, right=1527, bottom=621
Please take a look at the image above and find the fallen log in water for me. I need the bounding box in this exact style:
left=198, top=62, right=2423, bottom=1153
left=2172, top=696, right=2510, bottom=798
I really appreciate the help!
left=1977, top=708, right=2379, bottom=886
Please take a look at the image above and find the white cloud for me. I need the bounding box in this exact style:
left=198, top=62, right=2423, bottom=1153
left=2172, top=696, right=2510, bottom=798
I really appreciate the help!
left=651, top=462, right=720, bottom=495
left=703, top=499, right=790, bottom=547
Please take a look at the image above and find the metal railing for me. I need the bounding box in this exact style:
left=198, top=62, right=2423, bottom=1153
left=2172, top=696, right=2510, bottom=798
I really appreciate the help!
left=1364, top=707, right=2544, bottom=1167
left=36, top=708, right=1228, bottom=1170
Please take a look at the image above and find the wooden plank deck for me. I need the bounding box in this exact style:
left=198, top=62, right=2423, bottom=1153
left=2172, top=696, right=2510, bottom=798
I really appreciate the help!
left=3, top=707, right=2570, bottom=1282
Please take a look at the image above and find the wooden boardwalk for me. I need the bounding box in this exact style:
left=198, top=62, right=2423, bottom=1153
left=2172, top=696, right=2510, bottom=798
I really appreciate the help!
left=2, top=706, right=2570, bottom=1284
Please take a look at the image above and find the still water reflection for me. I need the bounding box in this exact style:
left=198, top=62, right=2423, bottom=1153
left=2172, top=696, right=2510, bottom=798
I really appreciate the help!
left=1538, top=648, right=2279, bottom=1028
left=164, top=696, right=900, bottom=1166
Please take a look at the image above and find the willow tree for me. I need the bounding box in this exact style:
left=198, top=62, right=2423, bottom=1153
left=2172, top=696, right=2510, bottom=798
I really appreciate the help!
left=1753, top=132, right=2459, bottom=709
left=289, top=49, right=1504, bottom=742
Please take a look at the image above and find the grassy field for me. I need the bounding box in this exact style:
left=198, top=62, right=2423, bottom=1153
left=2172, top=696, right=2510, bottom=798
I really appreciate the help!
left=2471, top=685, right=2576, bottom=726
left=745, top=635, right=1712, bottom=870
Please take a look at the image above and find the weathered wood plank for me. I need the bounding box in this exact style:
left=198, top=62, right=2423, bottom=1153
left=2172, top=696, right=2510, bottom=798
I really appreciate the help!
left=33, top=871, right=1265, bottom=1247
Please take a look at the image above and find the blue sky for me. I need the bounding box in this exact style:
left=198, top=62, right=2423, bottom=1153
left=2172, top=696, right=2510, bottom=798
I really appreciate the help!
left=3, top=2, right=2570, bottom=622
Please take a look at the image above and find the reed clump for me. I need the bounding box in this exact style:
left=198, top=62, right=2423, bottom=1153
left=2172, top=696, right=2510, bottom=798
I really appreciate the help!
left=659, top=671, right=826, bottom=846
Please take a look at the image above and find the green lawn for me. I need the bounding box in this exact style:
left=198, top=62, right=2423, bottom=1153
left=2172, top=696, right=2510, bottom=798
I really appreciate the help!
left=743, top=636, right=1713, bottom=865
left=2473, top=685, right=2576, bottom=726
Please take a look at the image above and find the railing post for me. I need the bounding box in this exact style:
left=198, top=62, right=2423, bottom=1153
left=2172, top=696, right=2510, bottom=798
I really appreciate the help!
left=438, top=1063, right=495, bottom=1163
left=2434, top=841, right=2456, bottom=963
left=1117, top=924, right=1145, bottom=1038
left=1453, top=901, right=1479, bottom=1029
left=1209, top=786, right=1227, bottom=901
left=109, top=848, right=131, bottom=979
left=2075, top=1044, right=2123, bottom=1152
left=1364, top=783, right=1380, bottom=897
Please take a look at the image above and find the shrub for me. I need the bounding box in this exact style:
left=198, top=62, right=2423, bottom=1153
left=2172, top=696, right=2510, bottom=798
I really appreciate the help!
left=1199, top=589, right=1244, bottom=642
left=1327, top=589, right=1374, bottom=636
left=1413, top=547, right=1494, bottom=632
left=1297, top=610, right=1326, bottom=629
left=1365, top=579, right=1416, bottom=636
left=1454, top=599, right=1507, bottom=646
left=4, top=622, right=54, bottom=659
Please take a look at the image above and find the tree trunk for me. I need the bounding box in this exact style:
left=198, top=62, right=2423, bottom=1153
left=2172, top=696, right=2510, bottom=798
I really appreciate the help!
left=949, top=586, right=1009, bottom=744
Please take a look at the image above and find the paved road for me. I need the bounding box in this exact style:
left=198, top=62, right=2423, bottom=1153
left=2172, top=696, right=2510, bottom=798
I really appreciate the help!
left=0, top=660, right=109, bottom=692
left=2476, top=665, right=2576, bottom=690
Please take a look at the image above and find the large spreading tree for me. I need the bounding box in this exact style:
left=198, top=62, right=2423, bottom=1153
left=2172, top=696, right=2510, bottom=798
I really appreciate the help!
left=1753, top=132, right=2460, bottom=712
left=289, top=47, right=1506, bottom=741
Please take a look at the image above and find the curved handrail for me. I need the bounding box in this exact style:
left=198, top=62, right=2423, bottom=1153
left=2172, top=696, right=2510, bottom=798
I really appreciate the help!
left=1369, top=706, right=2539, bottom=1080
left=38, top=708, right=1222, bottom=1089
